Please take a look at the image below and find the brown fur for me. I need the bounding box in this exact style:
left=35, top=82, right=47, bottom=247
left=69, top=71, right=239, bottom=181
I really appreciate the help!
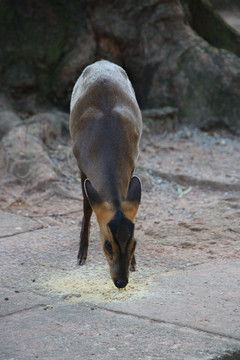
left=69, top=60, right=142, bottom=288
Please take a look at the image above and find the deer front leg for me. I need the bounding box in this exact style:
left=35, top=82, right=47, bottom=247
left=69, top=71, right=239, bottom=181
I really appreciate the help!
left=77, top=173, right=92, bottom=265
left=130, top=254, right=136, bottom=272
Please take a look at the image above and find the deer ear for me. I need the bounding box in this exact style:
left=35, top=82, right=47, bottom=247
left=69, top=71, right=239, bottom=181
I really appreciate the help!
left=126, top=176, right=141, bottom=204
left=84, top=179, right=103, bottom=207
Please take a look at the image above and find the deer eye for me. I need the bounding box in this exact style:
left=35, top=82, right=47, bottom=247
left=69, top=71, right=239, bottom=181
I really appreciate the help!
left=104, top=240, right=113, bottom=256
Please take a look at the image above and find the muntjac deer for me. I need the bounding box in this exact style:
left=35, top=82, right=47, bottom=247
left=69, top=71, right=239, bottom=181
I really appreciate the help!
left=70, top=60, right=142, bottom=288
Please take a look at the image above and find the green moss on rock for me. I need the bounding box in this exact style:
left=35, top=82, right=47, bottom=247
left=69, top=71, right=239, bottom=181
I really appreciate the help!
left=0, top=0, right=82, bottom=97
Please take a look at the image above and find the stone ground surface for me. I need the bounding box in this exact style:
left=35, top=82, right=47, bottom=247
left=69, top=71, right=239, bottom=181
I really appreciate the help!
left=0, top=125, right=240, bottom=360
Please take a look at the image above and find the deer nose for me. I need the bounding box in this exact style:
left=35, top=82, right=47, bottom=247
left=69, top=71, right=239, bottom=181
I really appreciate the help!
left=114, top=278, right=128, bottom=288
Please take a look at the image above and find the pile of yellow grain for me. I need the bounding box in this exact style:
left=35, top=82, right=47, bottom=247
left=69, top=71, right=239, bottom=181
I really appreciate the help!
left=38, top=262, right=156, bottom=304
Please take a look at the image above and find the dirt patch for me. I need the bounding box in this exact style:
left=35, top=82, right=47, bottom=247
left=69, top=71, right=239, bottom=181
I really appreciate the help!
left=0, top=124, right=240, bottom=288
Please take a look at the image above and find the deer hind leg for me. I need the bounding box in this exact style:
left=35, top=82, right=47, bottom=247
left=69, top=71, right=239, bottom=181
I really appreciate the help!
left=78, top=172, right=92, bottom=265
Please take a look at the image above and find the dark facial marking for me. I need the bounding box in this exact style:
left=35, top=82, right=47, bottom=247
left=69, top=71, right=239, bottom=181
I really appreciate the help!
left=108, top=209, right=134, bottom=252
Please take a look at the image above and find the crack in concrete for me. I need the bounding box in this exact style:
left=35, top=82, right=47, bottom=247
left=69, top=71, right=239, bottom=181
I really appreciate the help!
left=0, top=226, right=45, bottom=239
left=0, top=303, right=46, bottom=318
left=2, top=299, right=240, bottom=343
left=27, top=209, right=80, bottom=218
left=97, top=305, right=240, bottom=343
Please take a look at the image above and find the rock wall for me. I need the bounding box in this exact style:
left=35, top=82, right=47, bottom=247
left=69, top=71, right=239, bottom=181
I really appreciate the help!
left=0, top=0, right=240, bottom=133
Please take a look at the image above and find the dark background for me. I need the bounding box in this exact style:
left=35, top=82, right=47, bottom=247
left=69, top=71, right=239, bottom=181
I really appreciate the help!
left=0, top=0, right=240, bottom=133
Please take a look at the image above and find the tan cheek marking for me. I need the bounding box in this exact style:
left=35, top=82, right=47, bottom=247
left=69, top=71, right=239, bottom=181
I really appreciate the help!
left=88, top=203, right=115, bottom=253
left=93, top=202, right=115, bottom=227
left=91, top=203, right=119, bottom=260
left=110, top=239, right=119, bottom=256
left=121, top=201, right=139, bottom=222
